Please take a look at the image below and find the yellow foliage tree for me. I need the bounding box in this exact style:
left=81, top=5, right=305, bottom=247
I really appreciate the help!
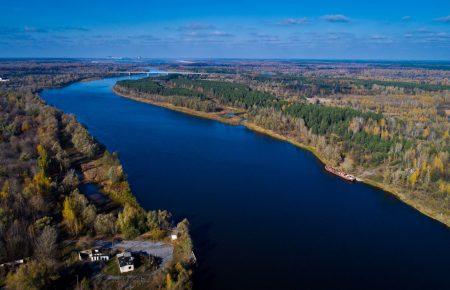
left=420, top=161, right=428, bottom=176
left=33, top=171, right=52, bottom=196
left=372, top=126, right=380, bottom=136
left=0, top=180, right=10, bottom=199
left=166, top=273, right=174, bottom=290
left=408, top=168, right=420, bottom=187
left=444, top=130, right=449, bottom=140
left=439, top=181, right=450, bottom=194
left=37, top=144, right=49, bottom=174
left=432, top=156, right=444, bottom=174
left=422, top=127, right=430, bottom=139
left=21, top=120, right=30, bottom=132
left=62, top=196, right=82, bottom=235
left=117, top=204, right=145, bottom=238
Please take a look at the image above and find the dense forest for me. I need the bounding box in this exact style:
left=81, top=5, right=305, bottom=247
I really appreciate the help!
left=248, top=74, right=450, bottom=97
left=117, top=75, right=277, bottom=110
left=0, top=61, right=193, bottom=289
left=116, top=73, right=449, bottom=226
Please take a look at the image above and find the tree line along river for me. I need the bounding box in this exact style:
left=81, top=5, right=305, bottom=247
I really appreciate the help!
left=42, top=76, right=450, bottom=290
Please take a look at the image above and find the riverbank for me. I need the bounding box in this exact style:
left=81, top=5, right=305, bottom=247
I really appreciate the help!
left=113, top=87, right=243, bottom=125
left=32, top=80, right=194, bottom=289
left=114, top=87, right=449, bottom=228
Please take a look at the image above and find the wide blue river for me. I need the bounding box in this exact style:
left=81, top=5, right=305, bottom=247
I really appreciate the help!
left=42, top=77, right=450, bottom=290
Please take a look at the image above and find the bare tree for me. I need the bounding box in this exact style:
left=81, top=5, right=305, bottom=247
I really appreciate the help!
left=34, top=225, right=58, bottom=264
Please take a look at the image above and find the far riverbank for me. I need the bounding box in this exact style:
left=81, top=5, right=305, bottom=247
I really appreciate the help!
left=113, top=86, right=450, bottom=229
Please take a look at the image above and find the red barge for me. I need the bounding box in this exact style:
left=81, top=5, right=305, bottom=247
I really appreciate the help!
left=325, top=165, right=356, bottom=182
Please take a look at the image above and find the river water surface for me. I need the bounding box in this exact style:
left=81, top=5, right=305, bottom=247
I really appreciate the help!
left=42, top=77, right=450, bottom=290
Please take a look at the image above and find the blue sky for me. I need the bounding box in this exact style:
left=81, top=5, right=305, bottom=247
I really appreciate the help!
left=1, top=0, right=449, bottom=59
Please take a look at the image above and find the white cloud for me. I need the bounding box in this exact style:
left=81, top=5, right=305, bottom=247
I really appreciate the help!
left=177, top=23, right=216, bottom=31
left=278, top=18, right=309, bottom=25
left=321, top=14, right=351, bottom=23
left=401, top=16, right=412, bottom=21
left=435, top=15, right=450, bottom=23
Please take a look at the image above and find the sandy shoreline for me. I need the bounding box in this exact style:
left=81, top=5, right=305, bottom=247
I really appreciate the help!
left=113, top=87, right=449, bottom=228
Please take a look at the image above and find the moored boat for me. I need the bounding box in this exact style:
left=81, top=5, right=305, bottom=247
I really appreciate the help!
left=325, top=165, right=356, bottom=182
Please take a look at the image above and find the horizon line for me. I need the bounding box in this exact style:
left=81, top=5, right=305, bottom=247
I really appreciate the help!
left=1, top=57, right=450, bottom=63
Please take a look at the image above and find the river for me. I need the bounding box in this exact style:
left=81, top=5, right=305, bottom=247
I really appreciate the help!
left=42, top=77, right=450, bottom=290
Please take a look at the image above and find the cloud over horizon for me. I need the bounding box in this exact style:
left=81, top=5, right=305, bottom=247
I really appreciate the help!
left=435, top=15, right=450, bottom=23
left=278, top=18, right=309, bottom=25
left=321, top=14, right=351, bottom=23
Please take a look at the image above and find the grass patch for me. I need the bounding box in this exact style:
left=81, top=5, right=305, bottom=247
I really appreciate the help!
left=143, top=228, right=168, bottom=241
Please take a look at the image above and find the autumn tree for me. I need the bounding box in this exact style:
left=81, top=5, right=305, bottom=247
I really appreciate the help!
left=61, top=169, right=79, bottom=192
left=37, top=145, right=49, bottom=175
left=147, top=210, right=172, bottom=231
left=165, top=262, right=192, bottom=290
left=94, top=213, right=117, bottom=236
left=5, top=260, right=57, bottom=290
left=82, top=204, right=97, bottom=235
left=0, top=181, right=10, bottom=199
left=117, top=204, right=147, bottom=239
left=34, top=225, right=58, bottom=265
left=173, top=219, right=193, bottom=262
left=62, top=190, right=90, bottom=236
left=408, top=168, right=420, bottom=188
